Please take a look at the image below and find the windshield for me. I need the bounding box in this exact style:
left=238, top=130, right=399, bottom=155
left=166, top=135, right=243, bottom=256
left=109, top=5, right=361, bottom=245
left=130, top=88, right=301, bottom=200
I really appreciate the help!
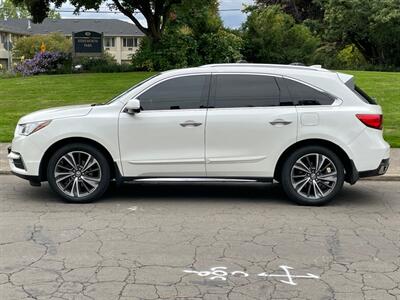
left=105, top=74, right=159, bottom=104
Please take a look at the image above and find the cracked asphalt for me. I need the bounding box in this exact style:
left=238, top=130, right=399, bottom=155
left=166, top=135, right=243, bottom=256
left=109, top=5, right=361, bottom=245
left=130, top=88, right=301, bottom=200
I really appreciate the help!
left=0, top=176, right=400, bottom=300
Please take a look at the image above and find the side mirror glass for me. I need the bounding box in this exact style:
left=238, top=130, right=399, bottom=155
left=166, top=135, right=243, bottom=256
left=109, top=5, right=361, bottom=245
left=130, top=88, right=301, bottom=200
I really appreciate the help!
left=125, top=99, right=141, bottom=114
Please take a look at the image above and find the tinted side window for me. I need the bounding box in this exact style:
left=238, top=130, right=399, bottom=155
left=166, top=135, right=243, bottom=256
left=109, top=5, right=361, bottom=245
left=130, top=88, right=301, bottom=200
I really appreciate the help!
left=278, top=78, right=335, bottom=106
left=213, top=75, right=280, bottom=108
left=138, top=75, right=209, bottom=110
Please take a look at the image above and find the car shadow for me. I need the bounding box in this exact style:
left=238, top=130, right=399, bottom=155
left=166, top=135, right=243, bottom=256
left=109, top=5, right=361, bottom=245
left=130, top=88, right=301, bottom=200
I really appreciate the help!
left=102, top=181, right=292, bottom=205
left=17, top=178, right=381, bottom=207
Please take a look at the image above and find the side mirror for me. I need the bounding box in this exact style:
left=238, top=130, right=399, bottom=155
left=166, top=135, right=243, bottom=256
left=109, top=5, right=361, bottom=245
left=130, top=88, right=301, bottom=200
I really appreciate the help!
left=125, top=99, right=141, bottom=114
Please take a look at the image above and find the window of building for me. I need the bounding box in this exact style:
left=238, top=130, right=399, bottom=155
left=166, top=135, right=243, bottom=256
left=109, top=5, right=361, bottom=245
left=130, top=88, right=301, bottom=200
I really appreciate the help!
left=104, top=37, right=115, bottom=47
left=212, top=75, right=280, bottom=108
left=138, top=75, right=210, bottom=110
left=278, top=78, right=335, bottom=106
left=123, top=37, right=134, bottom=48
left=122, top=37, right=139, bottom=48
left=0, top=33, right=6, bottom=45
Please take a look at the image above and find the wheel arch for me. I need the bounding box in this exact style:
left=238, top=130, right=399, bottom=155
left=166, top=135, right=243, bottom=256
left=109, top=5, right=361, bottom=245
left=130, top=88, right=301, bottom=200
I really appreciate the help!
left=39, top=137, right=118, bottom=182
left=273, top=139, right=358, bottom=184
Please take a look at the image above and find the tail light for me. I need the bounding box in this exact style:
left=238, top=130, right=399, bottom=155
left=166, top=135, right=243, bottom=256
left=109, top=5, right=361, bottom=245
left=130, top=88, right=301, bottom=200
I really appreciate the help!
left=356, top=114, right=383, bottom=130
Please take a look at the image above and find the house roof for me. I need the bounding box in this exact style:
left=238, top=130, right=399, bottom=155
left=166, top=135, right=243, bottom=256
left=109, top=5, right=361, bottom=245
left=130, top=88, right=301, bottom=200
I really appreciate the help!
left=0, top=23, right=30, bottom=35
left=0, top=18, right=145, bottom=37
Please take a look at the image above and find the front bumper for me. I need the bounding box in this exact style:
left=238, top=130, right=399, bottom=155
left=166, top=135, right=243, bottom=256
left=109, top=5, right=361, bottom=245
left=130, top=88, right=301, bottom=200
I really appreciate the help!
left=7, top=146, right=26, bottom=170
left=8, top=146, right=41, bottom=185
left=359, top=158, right=390, bottom=178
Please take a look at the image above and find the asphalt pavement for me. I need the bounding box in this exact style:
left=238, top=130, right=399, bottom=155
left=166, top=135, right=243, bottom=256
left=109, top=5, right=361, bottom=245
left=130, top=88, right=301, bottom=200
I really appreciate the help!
left=0, top=176, right=400, bottom=300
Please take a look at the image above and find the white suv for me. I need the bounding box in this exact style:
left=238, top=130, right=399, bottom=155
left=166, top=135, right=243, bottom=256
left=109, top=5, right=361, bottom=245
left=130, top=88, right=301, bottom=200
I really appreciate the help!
left=8, top=64, right=390, bottom=205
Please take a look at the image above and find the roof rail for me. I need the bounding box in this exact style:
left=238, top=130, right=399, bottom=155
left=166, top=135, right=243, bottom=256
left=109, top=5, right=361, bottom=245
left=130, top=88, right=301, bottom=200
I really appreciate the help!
left=199, top=63, right=328, bottom=72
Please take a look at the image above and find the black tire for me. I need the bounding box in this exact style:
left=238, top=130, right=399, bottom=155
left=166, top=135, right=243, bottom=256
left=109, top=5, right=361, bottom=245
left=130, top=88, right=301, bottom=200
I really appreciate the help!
left=281, top=146, right=344, bottom=206
left=47, top=143, right=110, bottom=203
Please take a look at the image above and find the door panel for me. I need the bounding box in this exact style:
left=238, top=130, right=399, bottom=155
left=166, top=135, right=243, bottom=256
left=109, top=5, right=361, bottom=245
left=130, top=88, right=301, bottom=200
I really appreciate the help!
left=205, top=107, right=297, bottom=177
left=118, top=74, right=210, bottom=177
left=205, top=74, right=298, bottom=177
left=119, top=110, right=206, bottom=176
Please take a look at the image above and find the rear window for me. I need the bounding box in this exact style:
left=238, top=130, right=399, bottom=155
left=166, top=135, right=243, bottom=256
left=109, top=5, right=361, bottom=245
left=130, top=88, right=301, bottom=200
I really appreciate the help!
left=277, top=78, right=335, bottom=106
left=353, top=85, right=377, bottom=105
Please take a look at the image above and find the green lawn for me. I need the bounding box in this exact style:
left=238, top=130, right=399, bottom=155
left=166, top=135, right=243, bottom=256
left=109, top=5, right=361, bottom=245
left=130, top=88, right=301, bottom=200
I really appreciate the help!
left=0, top=71, right=399, bottom=146
left=0, top=72, right=154, bottom=142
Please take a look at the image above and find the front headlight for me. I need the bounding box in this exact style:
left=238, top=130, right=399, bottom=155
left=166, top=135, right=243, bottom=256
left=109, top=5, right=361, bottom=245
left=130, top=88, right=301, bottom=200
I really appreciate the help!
left=15, top=120, right=51, bottom=136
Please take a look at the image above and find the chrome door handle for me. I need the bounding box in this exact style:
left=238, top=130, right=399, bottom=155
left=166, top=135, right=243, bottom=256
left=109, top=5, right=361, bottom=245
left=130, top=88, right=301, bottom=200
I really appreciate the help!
left=270, top=119, right=292, bottom=126
left=180, top=120, right=202, bottom=127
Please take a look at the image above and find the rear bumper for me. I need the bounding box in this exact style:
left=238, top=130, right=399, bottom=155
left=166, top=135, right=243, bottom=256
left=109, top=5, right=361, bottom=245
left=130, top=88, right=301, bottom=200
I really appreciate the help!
left=359, top=158, right=390, bottom=178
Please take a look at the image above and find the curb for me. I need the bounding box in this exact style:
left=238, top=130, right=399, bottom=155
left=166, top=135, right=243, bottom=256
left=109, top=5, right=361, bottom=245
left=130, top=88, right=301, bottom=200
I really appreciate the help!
left=0, top=169, right=399, bottom=181
left=360, top=176, right=400, bottom=182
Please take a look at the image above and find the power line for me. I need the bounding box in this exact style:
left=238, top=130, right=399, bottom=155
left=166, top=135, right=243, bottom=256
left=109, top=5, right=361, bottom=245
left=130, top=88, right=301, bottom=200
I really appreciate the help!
left=54, top=8, right=243, bottom=14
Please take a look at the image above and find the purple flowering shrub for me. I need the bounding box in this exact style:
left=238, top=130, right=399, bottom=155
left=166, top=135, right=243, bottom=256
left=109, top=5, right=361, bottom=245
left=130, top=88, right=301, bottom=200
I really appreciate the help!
left=15, top=51, right=70, bottom=76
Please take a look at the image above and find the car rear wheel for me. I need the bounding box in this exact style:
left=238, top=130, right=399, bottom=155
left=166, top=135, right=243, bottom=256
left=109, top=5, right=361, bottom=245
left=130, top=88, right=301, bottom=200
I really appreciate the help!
left=281, top=146, right=344, bottom=206
left=47, top=143, right=110, bottom=203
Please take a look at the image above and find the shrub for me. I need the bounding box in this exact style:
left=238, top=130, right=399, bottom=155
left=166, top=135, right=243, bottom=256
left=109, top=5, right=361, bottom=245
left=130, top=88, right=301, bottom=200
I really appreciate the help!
left=0, top=70, right=18, bottom=79
left=13, top=33, right=72, bottom=59
left=15, top=51, right=70, bottom=76
left=131, top=28, right=243, bottom=71
left=199, top=30, right=243, bottom=64
left=75, top=52, right=136, bottom=73
left=242, top=5, right=320, bottom=64
left=311, top=43, right=341, bottom=69
left=312, top=44, right=369, bottom=70
left=336, top=45, right=367, bottom=69
left=131, top=30, right=201, bottom=71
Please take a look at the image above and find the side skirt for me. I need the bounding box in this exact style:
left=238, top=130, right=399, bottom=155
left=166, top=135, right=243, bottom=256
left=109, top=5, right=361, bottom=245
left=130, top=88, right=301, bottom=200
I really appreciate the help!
left=123, top=177, right=274, bottom=183
left=112, top=163, right=273, bottom=185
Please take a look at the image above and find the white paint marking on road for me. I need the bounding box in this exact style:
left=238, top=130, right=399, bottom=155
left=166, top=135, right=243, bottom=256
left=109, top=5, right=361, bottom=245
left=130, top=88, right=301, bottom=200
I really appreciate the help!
left=258, top=265, right=320, bottom=286
left=183, top=265, right=319, bottom=285
left=128, top=206, right=137, bottom=211
left=184, top=267, right=228, bottom=280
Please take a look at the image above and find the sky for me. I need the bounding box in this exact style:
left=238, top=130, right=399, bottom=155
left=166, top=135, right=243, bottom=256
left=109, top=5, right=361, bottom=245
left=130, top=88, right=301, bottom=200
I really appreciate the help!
left=58, top=0, right=254, bottom=29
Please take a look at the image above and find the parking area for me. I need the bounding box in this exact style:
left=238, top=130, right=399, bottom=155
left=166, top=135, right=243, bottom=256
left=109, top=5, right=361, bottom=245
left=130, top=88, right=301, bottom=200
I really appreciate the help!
left=0, top=176, right=400, bottom=300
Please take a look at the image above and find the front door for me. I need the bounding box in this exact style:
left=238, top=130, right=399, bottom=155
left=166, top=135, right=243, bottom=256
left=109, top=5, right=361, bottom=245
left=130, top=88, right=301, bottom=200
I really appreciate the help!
left=205, top=74, right=298, bottom=178
left=119, top=74, right=211, bottom=177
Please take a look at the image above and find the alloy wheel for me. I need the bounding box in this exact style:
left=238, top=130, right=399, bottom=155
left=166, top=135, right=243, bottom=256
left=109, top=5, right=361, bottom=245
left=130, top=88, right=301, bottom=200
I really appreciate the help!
left=290, top=153, right=338, bottom=200
left=54, top=151, right=102, bottom=198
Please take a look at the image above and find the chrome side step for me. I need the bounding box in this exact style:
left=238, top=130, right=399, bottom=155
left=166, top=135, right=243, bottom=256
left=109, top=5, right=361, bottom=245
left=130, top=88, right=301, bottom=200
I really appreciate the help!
left=132, top=178, right=265, bottom=183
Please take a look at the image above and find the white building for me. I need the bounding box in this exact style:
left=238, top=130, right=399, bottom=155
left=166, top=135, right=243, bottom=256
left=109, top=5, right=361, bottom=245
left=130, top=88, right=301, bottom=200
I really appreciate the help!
left=0, top=24, right=26, bottom=70
left=0, top=18, right=145, bottom=65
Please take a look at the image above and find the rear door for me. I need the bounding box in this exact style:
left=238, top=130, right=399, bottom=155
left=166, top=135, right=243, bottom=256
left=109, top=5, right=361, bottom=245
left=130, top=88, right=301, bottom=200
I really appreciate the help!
left=205, top=73, right=298, bottom=178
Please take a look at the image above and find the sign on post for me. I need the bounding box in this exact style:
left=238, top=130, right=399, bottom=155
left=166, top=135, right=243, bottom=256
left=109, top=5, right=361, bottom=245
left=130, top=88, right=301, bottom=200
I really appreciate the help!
left=72, top=31, right=103, bottom=57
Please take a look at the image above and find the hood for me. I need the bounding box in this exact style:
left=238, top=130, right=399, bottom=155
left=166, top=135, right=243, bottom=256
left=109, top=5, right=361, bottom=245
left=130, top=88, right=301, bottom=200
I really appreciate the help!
left=19, top=104, right=93, bottom=124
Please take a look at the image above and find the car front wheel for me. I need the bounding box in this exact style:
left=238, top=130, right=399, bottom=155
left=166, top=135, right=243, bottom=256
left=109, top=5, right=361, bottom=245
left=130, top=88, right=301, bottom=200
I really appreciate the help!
left=281, top=146, right=345, bottom=206
left=47, top=143, right=110, bottom=203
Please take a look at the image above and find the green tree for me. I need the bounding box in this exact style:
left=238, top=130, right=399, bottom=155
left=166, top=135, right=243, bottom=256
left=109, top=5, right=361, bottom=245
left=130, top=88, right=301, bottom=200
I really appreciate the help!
left=243, top=5, right=320, bottom=64
left=254, top=0, right=325, bottom=22
left=0, top=0, right=30, bottom=19
left=323, top=0, right=400, bottom=66
left=13, top=33, right=71, bottom=58
left=170, top=0, right=222, bottom=35
left=170, top=0, right=242, bottom=64
left=0, top=0, right=60, bottom=20
left=132, top=0, right=243, bottom=70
